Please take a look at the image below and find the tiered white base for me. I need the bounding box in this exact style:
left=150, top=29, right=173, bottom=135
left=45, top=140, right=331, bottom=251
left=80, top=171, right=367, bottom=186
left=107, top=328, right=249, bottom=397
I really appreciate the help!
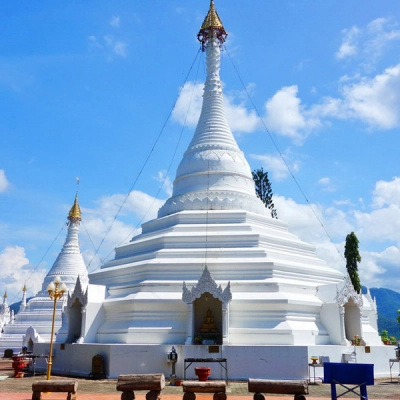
left=0, top=296, right=63, bottom=354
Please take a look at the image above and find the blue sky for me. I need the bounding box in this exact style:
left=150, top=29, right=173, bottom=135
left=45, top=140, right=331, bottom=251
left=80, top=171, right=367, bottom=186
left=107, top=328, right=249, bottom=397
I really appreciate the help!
left=1, top=0, right=400, bottom=304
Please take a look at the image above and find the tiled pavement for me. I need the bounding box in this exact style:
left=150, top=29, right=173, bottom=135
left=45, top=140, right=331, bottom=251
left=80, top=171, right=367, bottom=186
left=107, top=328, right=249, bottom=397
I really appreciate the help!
left=1, top=360, right=400, bottom=399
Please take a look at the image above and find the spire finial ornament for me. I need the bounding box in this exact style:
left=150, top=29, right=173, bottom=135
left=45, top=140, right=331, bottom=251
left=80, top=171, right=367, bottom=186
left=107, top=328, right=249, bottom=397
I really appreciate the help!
left=68, top=193, right=81, bottom=225
left=198, top=0, right=227, bottom=50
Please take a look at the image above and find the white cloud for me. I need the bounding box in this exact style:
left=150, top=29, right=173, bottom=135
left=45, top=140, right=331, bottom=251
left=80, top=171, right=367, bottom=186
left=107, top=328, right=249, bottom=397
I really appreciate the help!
left=103, top=35, right=127, bottom=58
left=341, top=65, right=400, bottom=129
left=364, top=18, right=400, bottom=62
left=0, top=246, right=29, bottom=279
left=224, top=94, right=260, bottom=134
left=318, top=177, right=336, bottom=192
left=274, top=189, right=400, bottom=291
left=0, top=246, right=46, bottom=302
left=318, top=177, right=331, bottom=186
left=155, top=170, right=173, bottom=197
left=264, top=85, right=321, bottom=142
left=354, top=206, right=400, bottom=245
left=88, top=33, right=127, bottom=59
left=336, top=18, right=400, bottom=69
left=372, top=176, right=400, bottom=208
left=172, top=82, right=203, bottom=126
left=110, top=16, right=120, bottom=28
left=359, top=248, right=393, bottom=288
left=82, top=216, right=135, bottom=267
left=88, top=35, right=102, bottom=50
left=333, top=199, right=353, bottom=207
left=0, top=170, right=9, bottom=192
left=250, top=153, right=297, bottom=181
left=276, top=195, right=352, bottom=245
left=313, top=64, right=400, bottom=129
left=336, top=26, right=360, bottom=59
left=112, top=41, right=127, bottom=58
left=81, top=190, right=165, bottom=267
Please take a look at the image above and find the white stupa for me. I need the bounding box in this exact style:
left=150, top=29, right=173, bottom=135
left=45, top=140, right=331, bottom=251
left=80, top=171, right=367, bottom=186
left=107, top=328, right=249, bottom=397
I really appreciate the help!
left=0, top=291, right=11, bottom=332
left=35, top=1, right=387, bottom=379
left=0, top=195, right=88, bottom=354
left=87, top=0, right=345, bottom=347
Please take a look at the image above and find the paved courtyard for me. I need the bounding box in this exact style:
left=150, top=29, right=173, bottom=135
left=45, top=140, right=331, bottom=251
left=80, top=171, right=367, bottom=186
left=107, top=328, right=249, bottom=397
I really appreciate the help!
left=1, top=359, right=400, bottom=399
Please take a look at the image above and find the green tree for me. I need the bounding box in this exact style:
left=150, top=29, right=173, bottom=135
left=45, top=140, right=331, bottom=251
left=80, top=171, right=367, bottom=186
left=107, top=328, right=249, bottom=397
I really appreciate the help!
left=344, top=232, right=362, bottom=293
left=252, top=168, right=278, bottom=219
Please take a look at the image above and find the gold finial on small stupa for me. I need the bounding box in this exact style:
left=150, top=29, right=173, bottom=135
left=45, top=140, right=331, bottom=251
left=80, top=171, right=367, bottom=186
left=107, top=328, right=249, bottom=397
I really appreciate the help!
left=22, top=284, right=27, bottom=292
left=3, top=290, right=7, bottom=299
left=68, top=177, right=81, bottom=224
left=68, top=194, right=81, bottom=224
left=198, top=0, right=227, bottom=50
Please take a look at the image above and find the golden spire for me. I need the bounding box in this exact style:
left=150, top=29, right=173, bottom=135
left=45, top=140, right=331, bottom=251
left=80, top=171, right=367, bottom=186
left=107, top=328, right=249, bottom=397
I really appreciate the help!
left=68, top=194, right=82, bottom=224
left=23, top=284, right=27, bottom=292
left=198, top=0, right=227, bottom=50
left=201, top=0, right=224, bottom=30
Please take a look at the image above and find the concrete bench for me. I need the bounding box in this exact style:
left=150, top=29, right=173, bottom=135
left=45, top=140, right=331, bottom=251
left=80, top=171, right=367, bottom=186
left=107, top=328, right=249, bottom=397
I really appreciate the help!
left=248, top=378, right=308, bottom=400
left=32, top=380, right=78, bottom=400
left=183, top=380, right=227, bottom=400
left=116, top=373, right=165, bottom=400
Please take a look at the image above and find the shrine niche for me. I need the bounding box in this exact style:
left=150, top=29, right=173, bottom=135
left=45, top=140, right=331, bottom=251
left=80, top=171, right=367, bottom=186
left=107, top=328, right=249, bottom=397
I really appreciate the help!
left=337, top=275, right=363, bottom=345
left=22, top=326, right=45, bottom=351
left=67, top=298, right=83, bottom=343
left=27, top=338, right=34, bottom=353
left=195, top=303, right=221, bottom=344
left=63, top=276, right=88, bottom=344
left=182, top=266, right=231, bottom=345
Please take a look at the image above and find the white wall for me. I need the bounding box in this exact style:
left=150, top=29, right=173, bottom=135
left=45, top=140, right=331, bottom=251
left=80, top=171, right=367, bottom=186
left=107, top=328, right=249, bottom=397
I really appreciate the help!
left=83, top=284, right=107, bottom=342
left=33, top=343, right=398, bottom=380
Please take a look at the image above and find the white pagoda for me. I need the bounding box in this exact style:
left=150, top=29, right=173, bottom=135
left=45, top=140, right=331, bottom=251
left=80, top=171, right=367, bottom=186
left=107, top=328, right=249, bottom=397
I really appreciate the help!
left=0, top=291, right=11, bottom=332
left=36, top=1, right=388, bottom=379
left=0, top=195, right=88, bottom=354
left=88, top=0, right=346, bottom=347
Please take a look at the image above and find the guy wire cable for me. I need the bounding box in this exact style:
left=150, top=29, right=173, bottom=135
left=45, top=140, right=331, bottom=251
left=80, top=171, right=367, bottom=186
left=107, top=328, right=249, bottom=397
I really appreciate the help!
left=98, top=49, right=204, bottom=266
left=224, top=45, right=344, bottom=261
left=87, top=48, right=202, bottom=269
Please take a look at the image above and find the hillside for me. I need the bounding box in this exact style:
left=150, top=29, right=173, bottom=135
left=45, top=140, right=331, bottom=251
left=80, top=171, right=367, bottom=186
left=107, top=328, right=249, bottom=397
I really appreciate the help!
left=370, top=287, right=400, bottom=340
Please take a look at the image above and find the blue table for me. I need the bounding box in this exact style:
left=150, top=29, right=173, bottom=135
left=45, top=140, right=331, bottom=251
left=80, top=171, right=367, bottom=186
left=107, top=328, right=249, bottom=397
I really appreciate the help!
left=323, top=362, right=374, bottom=400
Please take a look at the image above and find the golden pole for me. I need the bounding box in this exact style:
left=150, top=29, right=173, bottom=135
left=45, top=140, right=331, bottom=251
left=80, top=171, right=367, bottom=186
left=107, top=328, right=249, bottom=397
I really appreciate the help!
left=46, top=276, right=67, bottom=380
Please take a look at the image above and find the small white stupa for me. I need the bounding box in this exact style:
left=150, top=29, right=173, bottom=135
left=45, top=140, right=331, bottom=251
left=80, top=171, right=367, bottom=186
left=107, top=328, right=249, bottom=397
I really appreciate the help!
left=0, top=195, right=88, bottom=354
left=0, top=291, right=11, bottom=332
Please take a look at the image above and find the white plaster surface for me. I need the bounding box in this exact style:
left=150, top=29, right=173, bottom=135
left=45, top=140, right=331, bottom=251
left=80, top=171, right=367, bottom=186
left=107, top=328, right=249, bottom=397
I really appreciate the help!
left=33, top=343, right=396, bottom=380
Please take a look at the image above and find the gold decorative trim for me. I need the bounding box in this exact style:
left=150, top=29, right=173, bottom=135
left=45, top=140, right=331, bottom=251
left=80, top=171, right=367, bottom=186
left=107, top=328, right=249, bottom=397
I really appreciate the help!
left=68, top=194, right=81, bottom=223
left=198, top=0, right=228, bottom=50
